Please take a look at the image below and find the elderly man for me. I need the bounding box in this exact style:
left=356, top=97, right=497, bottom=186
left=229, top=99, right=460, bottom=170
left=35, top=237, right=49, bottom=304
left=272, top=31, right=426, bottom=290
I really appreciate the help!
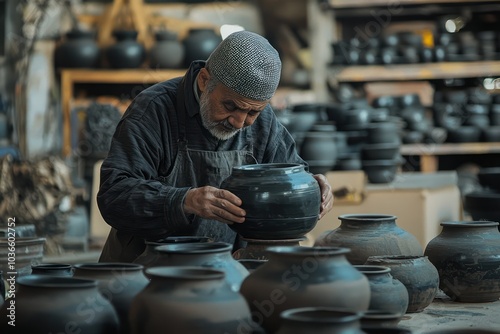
left=97, top=30, right=334, bottom=262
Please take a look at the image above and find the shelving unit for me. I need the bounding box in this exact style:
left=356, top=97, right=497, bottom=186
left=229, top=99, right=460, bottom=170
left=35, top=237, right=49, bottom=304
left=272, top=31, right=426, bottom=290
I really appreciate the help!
left=61, top=68, right=186, bottom=157
left=308, top=0, right=500, bottom=173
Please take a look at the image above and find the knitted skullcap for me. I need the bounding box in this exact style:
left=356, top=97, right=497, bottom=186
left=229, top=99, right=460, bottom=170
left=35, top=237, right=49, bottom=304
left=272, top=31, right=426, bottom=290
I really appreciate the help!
left=206, top=30, right=282, bottom=101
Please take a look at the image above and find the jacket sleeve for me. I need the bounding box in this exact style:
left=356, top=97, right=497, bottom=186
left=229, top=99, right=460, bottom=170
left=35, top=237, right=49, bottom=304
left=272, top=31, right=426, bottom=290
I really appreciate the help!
left=96, top=96, right=190, bottom=238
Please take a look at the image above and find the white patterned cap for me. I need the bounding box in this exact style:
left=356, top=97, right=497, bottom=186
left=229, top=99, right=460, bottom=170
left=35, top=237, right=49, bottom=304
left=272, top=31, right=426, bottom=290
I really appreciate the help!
left=206, top=30, right=282, bottom=101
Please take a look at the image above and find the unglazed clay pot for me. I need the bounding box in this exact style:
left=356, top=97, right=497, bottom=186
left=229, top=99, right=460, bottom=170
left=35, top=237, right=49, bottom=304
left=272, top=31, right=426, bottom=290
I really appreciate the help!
left=31, top=263, right=73, bottom=277
left=314, top=214, right=423, bottom=265
left=365, top=255, right=439, bottom=313
left=354, top=265, right=409, bottom=315
left=73, top=263, right=149, bottom=334
left=133, top=236, right=213, bottom=267
left=220, top=163, right=321, bottom=240
left=239, top=246, right=371, bottom=333
left=424, top=221, right=500, bottom=302
left=0, top=275, right=119, bottom=333
left=147, top=242, right=249, bottom=292
left=129, top=267, right=257, bottom=334
left=276, top=307, right=365, bottom=334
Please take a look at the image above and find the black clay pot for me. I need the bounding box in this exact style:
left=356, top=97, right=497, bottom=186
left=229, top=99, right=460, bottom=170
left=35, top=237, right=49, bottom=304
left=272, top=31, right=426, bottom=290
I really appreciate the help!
left=129, top=267, right=255, bottom=334
left=354, top=265, right=409, bottom=315
left=314, top=214, right=423, bottom=265
left=149, top=30, right=185, bottom=69
left=362, top=158, right=403, bottom=184
left=477, top=167, right=500, bottom=191
left=73, top=263, right=149, bottom=334
left=365, top=255, right=439, bottom=313
left=360, top=310, right=403, bottom=328
left=147, top=242, right=249, bottom=292
left=463, top=191, right=500, bottom=225
left=240, top=246, right=370, bottom=333
left=106, top=30, right=146, bottom=68
left=183, top=28, right=221, bottom=67
left=54, top=29, right=100, bottom=69
left=424, top=221, right=500, bottom=302
left=220, top=163, right=321, bottom=240
left=446, top=126, right=481, bottom=143
left=482, top=126, right=500, bottom=142
left=361, top=143, right=400, bottom=160
left=0, top=275, right=120, bottom=333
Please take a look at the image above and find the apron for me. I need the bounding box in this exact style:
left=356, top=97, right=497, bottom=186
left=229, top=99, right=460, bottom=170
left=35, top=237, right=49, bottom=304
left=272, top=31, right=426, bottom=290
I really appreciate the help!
left=99, top=77, right=256, bottom=262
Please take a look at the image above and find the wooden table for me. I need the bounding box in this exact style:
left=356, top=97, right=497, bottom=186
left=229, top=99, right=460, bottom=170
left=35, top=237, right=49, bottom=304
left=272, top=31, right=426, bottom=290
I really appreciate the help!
left=60, top=68, right=186, bottom=157
left=400, top=142, right=500, bottom=173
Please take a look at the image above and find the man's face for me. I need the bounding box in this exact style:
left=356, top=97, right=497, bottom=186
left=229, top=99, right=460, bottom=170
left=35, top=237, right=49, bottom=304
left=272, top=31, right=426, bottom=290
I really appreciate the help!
left=198, top=70, right=269, bottom=140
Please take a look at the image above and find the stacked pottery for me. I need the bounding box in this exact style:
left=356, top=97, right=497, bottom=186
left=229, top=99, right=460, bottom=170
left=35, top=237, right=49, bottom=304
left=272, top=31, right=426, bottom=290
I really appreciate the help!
left=365, top=255, right=439, bottom=313
left=72, top=263, right=149, bottom=334
left=239, top=246, right=371, bottom=333
left=0, top=275, right=120, bottom=333
left=146, top=242, right=249, bottom=292
left=314, top=214, right=424, bottom=265
left=424, top=221, right=500, bottom=302
left=129, top=267, right=257, bottom=334
left=354, top=265, right=409, bottom=315
left=362, top=122, right=403, bottom=183
left=299, top=121, right=338, bottom=174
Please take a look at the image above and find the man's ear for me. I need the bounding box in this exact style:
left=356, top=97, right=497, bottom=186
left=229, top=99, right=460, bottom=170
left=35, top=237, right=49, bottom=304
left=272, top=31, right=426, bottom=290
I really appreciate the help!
left=198, top=68, right=210, bottom=93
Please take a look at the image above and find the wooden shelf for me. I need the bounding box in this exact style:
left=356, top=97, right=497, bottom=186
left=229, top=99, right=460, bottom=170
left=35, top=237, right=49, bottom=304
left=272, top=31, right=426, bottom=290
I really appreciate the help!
left=331, top=61, right=500, bottom=83
left=400, top=142, right=500, bottom=173
left=328, top=0, right=500, bottom=8
left=61, top=68, right=187, bottom=157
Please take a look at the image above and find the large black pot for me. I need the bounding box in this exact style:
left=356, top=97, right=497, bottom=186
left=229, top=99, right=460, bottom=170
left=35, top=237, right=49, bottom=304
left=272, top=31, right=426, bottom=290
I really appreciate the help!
left=220, top=163, right=321, bottom=240
left=183, top=28, right=221, bottom=67
left=54, top=29, right=100, bottom=69
left=106, top=29, right=146, bottom=68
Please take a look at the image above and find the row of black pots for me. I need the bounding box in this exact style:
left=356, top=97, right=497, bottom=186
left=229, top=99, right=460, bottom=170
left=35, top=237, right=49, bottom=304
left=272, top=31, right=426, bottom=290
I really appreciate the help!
left=445, top=125, right=500, bottom=143
left=54, top=28, right=221, bottom=69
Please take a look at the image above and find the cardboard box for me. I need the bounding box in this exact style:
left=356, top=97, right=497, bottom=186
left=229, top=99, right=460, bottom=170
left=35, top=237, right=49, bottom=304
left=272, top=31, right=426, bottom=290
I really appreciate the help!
left=306, top=171, right=462, bottom=249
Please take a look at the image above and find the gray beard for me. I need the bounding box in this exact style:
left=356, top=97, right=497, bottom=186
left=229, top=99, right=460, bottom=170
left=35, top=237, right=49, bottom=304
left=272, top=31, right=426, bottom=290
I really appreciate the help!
left=199, top=92, right=241, bottom=141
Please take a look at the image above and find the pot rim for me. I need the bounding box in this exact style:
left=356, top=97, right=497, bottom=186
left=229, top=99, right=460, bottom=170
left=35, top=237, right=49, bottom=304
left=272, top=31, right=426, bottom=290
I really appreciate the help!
left=17, top=275, right=96, bottom=288
left=267, top=246, right=350, bottom=256
left=339, top=214, right=397, bottom=222
left=31, top=263, right=72, bottom=270
left=155, top=242, right=232, bottom=254
left=353, top=265, right=391, bottom=274
left=440, top=221, right=499, bottom=227
left=73, top=262, right=144, bottom=271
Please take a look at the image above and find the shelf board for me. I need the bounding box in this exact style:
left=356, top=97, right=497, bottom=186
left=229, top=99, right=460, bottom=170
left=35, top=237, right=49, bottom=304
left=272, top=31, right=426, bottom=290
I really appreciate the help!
left=60, top=68, right=187, bottom=84
left=400, top=142, right=500, bottom=156
left=332, top=61, right=500, bottom=82
left=328, top=0, right=500, bottom=8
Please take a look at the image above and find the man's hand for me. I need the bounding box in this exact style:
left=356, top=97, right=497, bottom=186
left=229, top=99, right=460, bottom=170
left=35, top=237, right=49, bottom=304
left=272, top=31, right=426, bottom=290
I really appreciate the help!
left=184, top=186, right=246, bottom=224
left=313, top=174, right=334, bottom=219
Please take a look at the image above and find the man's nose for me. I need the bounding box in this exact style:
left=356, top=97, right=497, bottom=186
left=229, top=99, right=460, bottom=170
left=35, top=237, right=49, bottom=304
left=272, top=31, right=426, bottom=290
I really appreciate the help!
left=229, top=112, right=249, bottom=129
